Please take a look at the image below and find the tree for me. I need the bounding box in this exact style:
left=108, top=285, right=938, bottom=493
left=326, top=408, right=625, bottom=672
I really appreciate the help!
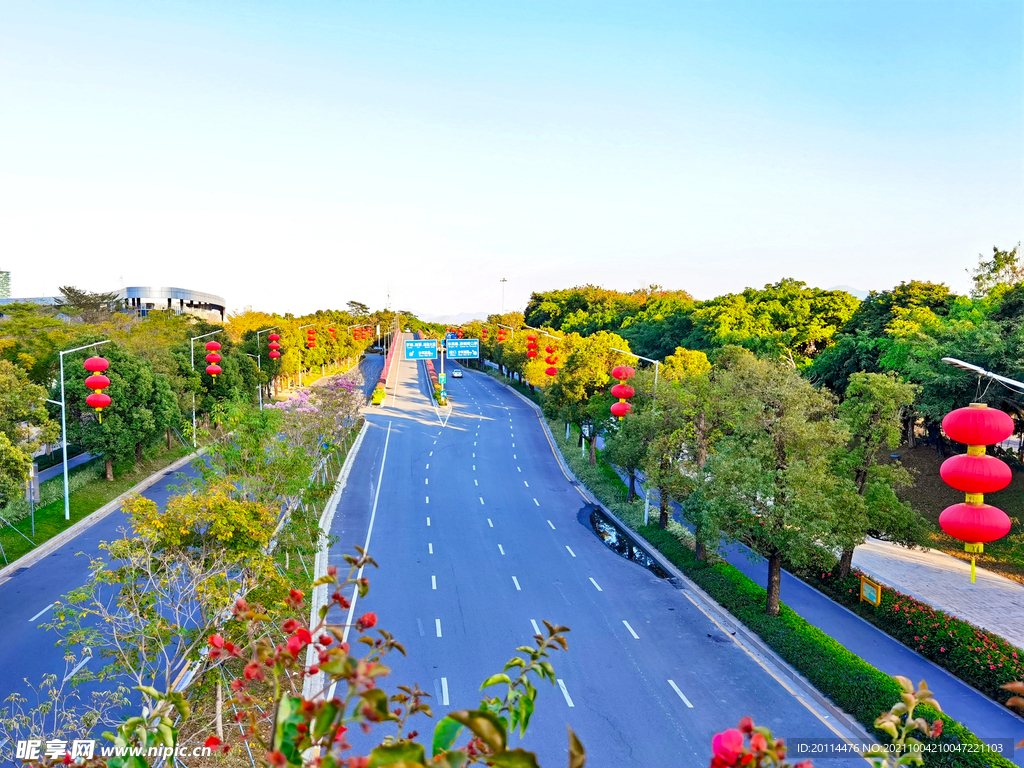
left=602, top=406, right=654, bottom=501
left=834, top=373, right=924, bottom=576
left=970, top=244, right=1024, bottom=298
left=60, top=344, right=180, bottom=481
left=55, top=286, right=122, bottom=321
left=661, top=347, right=711, bottom=382
left=703, top=354, right=851, bottom=615
left=0, top=361, right=60, bottom=506
left=347, top=300, right=370, bottom=317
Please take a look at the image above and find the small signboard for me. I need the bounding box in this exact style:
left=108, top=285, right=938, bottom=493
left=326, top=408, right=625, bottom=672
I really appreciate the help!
left=404, top=340, right=438, bottom=360
left=859, top=575, right=882, bottom=607
left=446, top=339, right=480, bottom=359
left=445, top=332, right=458, bottom=340
left=439, top=389, right=448, bottom=399
left=439, top=373, right=447, bottom=385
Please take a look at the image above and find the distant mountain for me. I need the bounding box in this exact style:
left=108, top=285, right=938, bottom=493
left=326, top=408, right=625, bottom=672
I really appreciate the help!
left=828, top=285, right=870, bottom=300
left=418, top=311, right=489, bottom=325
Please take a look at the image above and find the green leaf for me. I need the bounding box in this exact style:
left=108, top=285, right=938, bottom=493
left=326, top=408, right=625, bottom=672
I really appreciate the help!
left=480, top=673, right=512, bottom=690
left=313, top=699, right=341, bottom=740
left=133, top=685, right=162, bottom=699
left=568, top=726, right=586, bottom=768
left=518, top=695, right=535, bottom=737
left=432, top=716, right=465, bottom=756
left=490, top=749, right=541, bottom=768
left=447, top=709, right=507, bottom=753
left=362, top=688, right=397, bottom=721
left=367, top=741, right=426, bottom=767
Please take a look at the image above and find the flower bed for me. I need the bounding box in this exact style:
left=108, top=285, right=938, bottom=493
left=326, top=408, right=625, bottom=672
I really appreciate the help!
left=806, top=567, right=1024, bottom=706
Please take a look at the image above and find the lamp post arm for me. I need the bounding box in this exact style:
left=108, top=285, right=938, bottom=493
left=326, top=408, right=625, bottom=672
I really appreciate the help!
left=941, top=357, right=1024, bottom=393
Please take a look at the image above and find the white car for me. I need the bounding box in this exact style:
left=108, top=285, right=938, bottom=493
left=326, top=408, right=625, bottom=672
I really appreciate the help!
left=405, top=327, right=411, bottom=332
left=452, top=369, right=463, bottom=378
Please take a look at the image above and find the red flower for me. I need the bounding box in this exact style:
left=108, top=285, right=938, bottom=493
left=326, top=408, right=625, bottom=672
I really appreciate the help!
left=750, top=733, right=768, bottom=752
left=287, top=635, right=305, bottom=655
left=209, top=634, right=225, bottom=649
left=738, top=717, right=754, bottom=734
left=931, top=719, right=943, bottom=738
left=309, top=665, right=320, bottom=674
left=712, top=729, right=744, bottom=763
left=268, top=751, right=287, bottom=767
left=347, top=757, right=369, bottom=768
left=288, top=588, right=305, bottom=605
left=244, top=662, right=263, bottom=681
left=357, top=612, right=378, bottom=630
left=296, top=628, right=313, bottom=645
left=205, top=736, right=221, bottom=749
left=319, top=634, right=333, bottom=646
left=328, top=565, right=338, bottom=577
left=282, top=619, right=299, bottom=634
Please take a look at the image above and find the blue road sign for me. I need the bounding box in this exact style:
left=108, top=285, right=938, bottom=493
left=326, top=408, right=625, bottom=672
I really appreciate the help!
left=440, top=389, right=448, bottom=399
left=446, top=339, right=480, bottom=359
left=404, top=339, right=438, bottom=360
left=445, top=332, right=458, bottom=340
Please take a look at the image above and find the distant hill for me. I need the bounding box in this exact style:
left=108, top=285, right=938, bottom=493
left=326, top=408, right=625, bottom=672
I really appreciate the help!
left=419, top=311, right=488, bottom=325
left=828, top=285, right=870, bottom=300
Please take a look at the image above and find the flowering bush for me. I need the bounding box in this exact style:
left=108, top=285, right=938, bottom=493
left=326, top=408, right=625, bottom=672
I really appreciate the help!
left=709, top=717, right=812, bottom=767
left=810, top=569, right=1024, bottom=704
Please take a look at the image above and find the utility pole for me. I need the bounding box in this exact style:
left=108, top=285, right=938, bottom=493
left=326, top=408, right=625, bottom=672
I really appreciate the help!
left=500, top=278, right=507, bottom=316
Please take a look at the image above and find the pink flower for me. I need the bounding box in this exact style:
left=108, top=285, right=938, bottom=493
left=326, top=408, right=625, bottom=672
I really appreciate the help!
left=712, top=729, right=744, bottom=763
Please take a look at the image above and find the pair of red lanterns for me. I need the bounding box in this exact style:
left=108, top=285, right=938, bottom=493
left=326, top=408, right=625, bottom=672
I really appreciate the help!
left=84, top=356, right=112, bottom=423
left=545, top=345, right=558, bottom=377
left=526, top=334, right=539, bottom=358
left=938, top=403, right=1014, bottom=582
left=610, top=365, right=636, bottom=419
left=205, top=341, right=222, bottom=380
left=268, top=333, right=282, bottom=359
left=482, top=328, right=489, bottom=340
left=497, top=328, right=506, bottom=343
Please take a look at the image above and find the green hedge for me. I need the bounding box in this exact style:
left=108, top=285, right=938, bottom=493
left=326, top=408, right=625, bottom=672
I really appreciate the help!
left=639, top=527, right=1017, bottom=768
left=0, top=460, right=103, bottom=524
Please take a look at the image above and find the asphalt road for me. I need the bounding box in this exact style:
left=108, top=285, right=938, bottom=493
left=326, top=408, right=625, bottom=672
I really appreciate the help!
left=325, top=339, right=868, bottom=766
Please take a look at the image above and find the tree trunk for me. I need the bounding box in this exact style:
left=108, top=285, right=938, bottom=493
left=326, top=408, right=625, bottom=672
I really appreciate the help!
left=627, top=470, right=636, bottom=502
left=135, top=442, right=143, bottom=463
left=588, top=435, right=597, bottom=466
left=215, top=678, right=224, bottom=740
left=166, top=428, right=172, bottom=450
left=766, top=550, right=783, bottom=616
left=105, top=458, right=114, bottom=482
left=838, top=546, right=855, bottom=578
left=695, top=539, right=707, bottom=562
left=659, top=485, right=669, bottom=529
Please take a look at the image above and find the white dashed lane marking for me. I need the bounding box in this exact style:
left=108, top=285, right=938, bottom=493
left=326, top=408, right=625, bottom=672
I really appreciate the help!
left=622, top=621, right=639, bottom=639
left=547, top=520, right=555, bottom=529
left=589, top=577, right=603, bottom=592
left=488, top=518, right=493, bottom=527
left=557, top=679, right=575, bottom=707
left=498, top=544, right=505, bottom=555
left=436, top=619, right=443, bottom=637
left=512, top=576, right=521, bottom=591
left=668, top=680, right=694, bottom=708
left=566, top=546, right=576, bottom=557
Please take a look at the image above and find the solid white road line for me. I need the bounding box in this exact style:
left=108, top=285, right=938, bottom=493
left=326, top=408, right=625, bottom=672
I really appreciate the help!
left=498, top=544, right=505, bottom=555
left=442, top=676, right=450, bottom=705
left=547, top=520, right=555, bottom=529
left=487, top=518, right=493, bottom=527
left=436, top=619, right=443, bottom=637
left=432, top=576, right=437, bottom=590
left=565, top=546, right=576, bottom=557
left=668, top=680, right=694, bottom=708
left=589, top=577, right=603, bottom=592
left=622, top=620, right=639, bottom=639
left=29, top=603, right=55, bottom=623
left=557, top=679, right=575, bottom=707
left=531, top=619, right=541, bottom=635
left=429, top=543, right=433, bottom=554
left=512, top=576, right=521, bottom=591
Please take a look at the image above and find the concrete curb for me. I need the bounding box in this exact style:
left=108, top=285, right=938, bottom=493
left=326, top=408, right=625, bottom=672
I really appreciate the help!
left=0, top=449, right=203, bottom=582
left=303, top=419, right=371, bottom=699
left=474, top=368, right=877, bottom=744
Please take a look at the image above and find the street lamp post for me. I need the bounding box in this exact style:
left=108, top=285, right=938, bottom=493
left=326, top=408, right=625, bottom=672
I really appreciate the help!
left=610, top=347, right=661, bottom=524
left=500, top=278, right=508, bottom=316
left=244, top=353, right=262, bottom=409
left=255, top=327, right=280, bottom=410
left=190, top=330, right=223, bottom=448
left=50, top=339, right=111, bottom=521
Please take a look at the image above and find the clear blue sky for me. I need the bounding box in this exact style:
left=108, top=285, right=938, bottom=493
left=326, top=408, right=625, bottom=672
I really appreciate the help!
left=1, top=1, right=1021, bottom=316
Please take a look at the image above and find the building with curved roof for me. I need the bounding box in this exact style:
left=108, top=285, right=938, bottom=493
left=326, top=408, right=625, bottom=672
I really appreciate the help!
left=118, top=286, right=226, bottom=322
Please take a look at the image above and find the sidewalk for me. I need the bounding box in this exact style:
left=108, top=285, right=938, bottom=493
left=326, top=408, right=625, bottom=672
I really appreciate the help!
left=853, top=537, right=1024, bottom=650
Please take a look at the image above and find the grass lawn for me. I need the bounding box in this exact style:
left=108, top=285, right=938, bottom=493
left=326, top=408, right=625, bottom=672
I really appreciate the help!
left=0, top=444, right=191, bottom=567
left=894, top=443, right=1024, bottom=584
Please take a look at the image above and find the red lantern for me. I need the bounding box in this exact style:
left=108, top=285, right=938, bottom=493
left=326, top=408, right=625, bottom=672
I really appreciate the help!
left=938, top=403, right=1015, bottom=581
left=545, top=366, right=558, bottom=377
left=329, top=326, right=336, bottom=339
left=269, top=350, right=281, bottom=359
left=206, top=363, right=223, bottom=377
left=482, top=328, right=489, bottom=339
left=545, top=355, right=558, bottom=364
left=206, top=341, right=221, bottom=352
left=269, top=341, right=281, bottom=350
left=83, top=357, right=112, bottom=422
left=610, top=364, right=636, bottom=420
left=268, top=333, right=280, bottom=342
left=545, top=345, right=554, bottom=354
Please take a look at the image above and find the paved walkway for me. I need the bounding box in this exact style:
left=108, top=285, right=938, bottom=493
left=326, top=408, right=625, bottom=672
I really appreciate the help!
left=853, top=537, right=1024, bottom=649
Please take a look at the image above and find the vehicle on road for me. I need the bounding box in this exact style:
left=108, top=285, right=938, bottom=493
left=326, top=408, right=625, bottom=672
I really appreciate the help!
left=452, top=368, right=463, bottom=378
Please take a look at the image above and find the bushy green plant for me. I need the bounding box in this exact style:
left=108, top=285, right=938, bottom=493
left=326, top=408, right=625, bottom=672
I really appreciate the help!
left=0, top=461, right=103, bottom=524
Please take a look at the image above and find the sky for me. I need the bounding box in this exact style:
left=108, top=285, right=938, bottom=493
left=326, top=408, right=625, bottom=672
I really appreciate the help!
left=1, top=1, right=1021, bottom=318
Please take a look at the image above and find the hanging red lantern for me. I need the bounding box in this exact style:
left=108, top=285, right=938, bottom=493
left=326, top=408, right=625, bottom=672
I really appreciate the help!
left=268, top=333, right=280, bottom=342
left=204, top=341, right=222, bottom=380
left=938, top=403, right=1014, bottom=581
left=610, top=364, right=636, bottom=420
left=545, top=366, right=558, bottom=377
left=83, top=356, right=112, bottom=422
left=269, top=350, right=281, bottom=359
left=269, top=341, right=281, bottom=350
left=482, top=328, right=489, bottom=339
left=545, top=355, right=558, bottom=364
left=545, top=345, right=554, bottom=354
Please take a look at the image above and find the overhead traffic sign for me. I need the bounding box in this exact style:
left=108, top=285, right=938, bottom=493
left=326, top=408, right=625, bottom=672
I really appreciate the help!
left=446, top=339, right=480, bottom=359
left=404, top=339, right=438, bottom=360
